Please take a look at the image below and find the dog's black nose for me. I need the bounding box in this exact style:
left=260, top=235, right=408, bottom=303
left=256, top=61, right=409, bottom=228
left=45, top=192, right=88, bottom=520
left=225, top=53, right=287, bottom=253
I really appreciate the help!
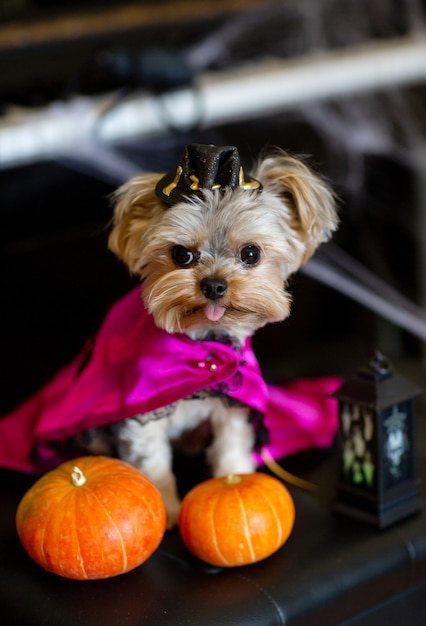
left=201, top=277, right=228, bottom=301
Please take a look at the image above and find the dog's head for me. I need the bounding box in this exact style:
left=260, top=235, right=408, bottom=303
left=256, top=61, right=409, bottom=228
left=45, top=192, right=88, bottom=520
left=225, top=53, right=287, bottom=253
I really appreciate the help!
left=109, top=145, right=338, bottom=345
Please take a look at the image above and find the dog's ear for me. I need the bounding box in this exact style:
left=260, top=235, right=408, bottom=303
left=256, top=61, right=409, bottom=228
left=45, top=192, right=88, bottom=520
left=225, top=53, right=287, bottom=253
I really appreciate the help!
left=255, top=151, right=338, bottom=264
left=108, top=173, right=163, bottom=273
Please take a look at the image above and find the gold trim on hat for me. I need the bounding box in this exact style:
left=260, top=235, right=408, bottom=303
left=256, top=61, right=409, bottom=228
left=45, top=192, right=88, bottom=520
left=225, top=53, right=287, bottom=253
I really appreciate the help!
left=189, top=174, right=200, bottom=190
left=239, top=167, right=261, bottom=190
left=190, top=174, right=221, bottom=191
left=161, top=164, right=261, bottom=197
left=163, top=166, right=182, bottom=197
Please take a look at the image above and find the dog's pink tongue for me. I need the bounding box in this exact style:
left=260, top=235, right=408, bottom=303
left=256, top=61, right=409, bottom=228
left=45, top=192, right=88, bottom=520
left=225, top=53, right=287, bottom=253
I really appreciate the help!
left=204, top=303, right=226, bottom=322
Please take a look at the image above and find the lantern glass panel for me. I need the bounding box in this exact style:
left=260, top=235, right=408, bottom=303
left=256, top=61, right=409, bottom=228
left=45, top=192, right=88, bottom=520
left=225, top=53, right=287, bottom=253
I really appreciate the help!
left=382, top=400, right=413, bottom=490
left=340, top=402, right=377, bottom=491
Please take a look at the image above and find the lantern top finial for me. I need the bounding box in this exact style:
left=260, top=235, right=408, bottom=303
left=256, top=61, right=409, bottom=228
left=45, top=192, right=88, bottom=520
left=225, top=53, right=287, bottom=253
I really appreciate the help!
left=332, top=350, right=422, bottom=409
left=358, top=350, right=393, bottom=382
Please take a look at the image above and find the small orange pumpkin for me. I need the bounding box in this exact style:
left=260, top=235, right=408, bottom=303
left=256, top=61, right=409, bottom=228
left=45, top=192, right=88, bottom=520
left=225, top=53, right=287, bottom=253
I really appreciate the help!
left=178, top=472, right=295, bottom=567
left=16, top=456, right=166, bottom=580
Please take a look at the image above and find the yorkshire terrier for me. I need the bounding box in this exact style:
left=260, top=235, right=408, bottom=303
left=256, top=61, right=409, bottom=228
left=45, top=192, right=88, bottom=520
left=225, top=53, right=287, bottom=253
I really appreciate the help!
left=81, top=144, right=338, bottom=527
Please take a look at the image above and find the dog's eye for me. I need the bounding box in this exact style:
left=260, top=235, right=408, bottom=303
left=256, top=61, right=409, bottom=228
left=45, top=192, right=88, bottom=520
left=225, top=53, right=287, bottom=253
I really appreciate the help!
left=172, top=245, right=196, bottom=267
left=240, top=245, right=261, bottom=266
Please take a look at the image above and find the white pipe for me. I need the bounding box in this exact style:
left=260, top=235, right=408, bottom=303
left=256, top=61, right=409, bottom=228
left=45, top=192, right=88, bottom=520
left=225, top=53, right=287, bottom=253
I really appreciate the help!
left=188, top=35, right=426, bottom=128
left=302, top=256, right=426, bottom=341
left=1, top=35, right=426, bottom=167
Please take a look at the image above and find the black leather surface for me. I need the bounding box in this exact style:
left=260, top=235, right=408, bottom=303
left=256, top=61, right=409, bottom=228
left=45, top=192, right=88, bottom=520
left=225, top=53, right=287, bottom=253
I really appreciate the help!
left=1, top=412, right=425, bottom=626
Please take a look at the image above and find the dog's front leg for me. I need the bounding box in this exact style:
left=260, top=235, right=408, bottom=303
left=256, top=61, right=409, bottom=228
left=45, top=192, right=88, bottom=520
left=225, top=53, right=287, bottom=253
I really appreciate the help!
left=207, top=402, right=256, bottom=478
left=117, top=417, right=181, bottom=529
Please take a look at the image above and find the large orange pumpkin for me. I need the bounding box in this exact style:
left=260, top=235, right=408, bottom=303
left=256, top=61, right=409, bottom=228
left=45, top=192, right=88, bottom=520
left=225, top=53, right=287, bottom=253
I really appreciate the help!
left=178, top=472, right=295, bottom=567
left=16, top=456, right=166, bottom=580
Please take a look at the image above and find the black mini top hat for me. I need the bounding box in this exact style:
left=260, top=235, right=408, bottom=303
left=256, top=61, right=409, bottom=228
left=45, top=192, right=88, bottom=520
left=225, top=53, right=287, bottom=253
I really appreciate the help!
left=155, top=144, right=262, bottom=205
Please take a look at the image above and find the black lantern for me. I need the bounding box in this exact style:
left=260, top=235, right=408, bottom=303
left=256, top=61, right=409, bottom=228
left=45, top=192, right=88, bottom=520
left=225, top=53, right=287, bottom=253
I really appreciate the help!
left=332, top=351, right=423, bottom=528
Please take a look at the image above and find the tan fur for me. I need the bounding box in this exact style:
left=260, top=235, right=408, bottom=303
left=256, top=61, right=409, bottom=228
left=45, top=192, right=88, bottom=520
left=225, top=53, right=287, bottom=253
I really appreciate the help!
left=253, top=150, right=338, bottom=263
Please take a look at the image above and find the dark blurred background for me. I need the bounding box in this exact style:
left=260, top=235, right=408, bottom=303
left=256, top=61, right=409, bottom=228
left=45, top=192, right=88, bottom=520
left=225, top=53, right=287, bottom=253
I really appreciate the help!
left=1, top=0, right=426, bottom=414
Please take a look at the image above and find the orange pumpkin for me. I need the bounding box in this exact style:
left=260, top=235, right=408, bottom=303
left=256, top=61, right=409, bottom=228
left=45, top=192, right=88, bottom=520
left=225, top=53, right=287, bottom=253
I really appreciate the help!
left=178, top=472, right=295, bottom=567
left=16, top=456, right=166, bottom=580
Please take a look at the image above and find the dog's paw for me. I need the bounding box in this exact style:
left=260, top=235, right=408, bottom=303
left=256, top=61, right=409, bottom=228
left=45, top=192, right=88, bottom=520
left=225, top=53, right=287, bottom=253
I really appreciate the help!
left=212, top=454, right=256, bottom=478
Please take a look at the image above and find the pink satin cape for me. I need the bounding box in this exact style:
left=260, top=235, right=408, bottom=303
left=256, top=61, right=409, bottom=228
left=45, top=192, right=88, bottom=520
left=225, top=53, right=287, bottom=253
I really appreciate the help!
left=0, top=287, right=341, bottom=473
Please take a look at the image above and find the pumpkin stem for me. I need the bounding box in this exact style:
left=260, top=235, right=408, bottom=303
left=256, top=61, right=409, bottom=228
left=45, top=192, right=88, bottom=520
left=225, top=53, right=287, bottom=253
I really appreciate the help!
left=71, top=466, right=88, bottom=487
left=223, top=474, right=241, bottom=486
